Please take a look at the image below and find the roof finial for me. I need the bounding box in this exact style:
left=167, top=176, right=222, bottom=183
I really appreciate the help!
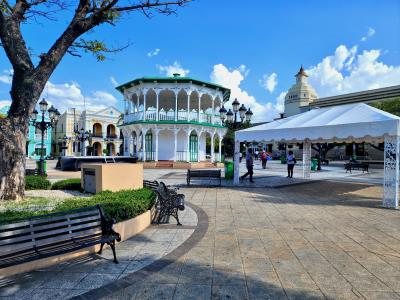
left=296, top=65, right=308, bottom=77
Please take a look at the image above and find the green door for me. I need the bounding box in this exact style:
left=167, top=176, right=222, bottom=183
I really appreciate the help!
left=145, top=132, right=153, bottom=160
left=189, top=134, right=198, bottom=162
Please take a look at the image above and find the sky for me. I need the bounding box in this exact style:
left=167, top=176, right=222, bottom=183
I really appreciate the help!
left=0, top=0, right=400, bottom=122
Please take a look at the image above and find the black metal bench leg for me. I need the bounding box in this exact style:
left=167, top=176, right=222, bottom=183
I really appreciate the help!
left=172, top=209, right=182, bottom=226
left=98, top=243, right=105, bottom=254
left=108, top=241, right=118, bottom=264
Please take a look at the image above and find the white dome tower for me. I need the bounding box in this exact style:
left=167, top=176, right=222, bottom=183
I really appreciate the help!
left=284, top=66, right=318, bottom=117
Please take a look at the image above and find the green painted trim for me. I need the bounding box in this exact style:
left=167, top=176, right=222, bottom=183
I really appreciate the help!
left=115, top=76, right=231, bottom=102
left=120, top=120, right=225, bottom=129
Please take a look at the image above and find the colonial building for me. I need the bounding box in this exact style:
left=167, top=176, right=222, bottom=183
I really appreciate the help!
left=117, top=74, right=230, bottom=166
left=284, top=66, right=318, bottom=117
left=28, top=114, right=53, bottom=159
left=54, top=106, right=123, bottom=156
left=0, top=103, right=53, bottom=159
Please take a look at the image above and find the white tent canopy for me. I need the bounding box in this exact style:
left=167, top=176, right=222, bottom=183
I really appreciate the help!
left=236, top=103, right=400, bottom=143
left=234, top=103, right=400, bottom=209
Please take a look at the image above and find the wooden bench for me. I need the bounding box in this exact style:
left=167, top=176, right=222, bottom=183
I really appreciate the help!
left=148, top=182, right=184, bottom=226
left=187, top=169, right=221, bottom=186
left=0, top=205, right=121, bottom=269
left=143, top=180, right=160, bottom=192
left=344, top=162, right=369, bottom=173
left=25, top=169, right=39, bottom=176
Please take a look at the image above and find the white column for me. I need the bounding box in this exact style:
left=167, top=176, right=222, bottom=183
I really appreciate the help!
left=124, top=133, right=130, bottom=156
left=233, top=139, right=240, bottom=184
left=186, top=130, right=190, bottom=162
left=143, top=91, right=147, bottom=121
left=302, top=140, right=311, bottom=179
left=156, top=92, right=159, bottom=121
left=154, top=128, right=160, bottom=161
left=175, top=91, right=178, bottom=122
left=187, top=92, right=190, bottom=121
left=198, top=94, right=201, bottom=122
left=173, top=128, right=178, bottom=162
left=211, top=133, right=215, bottom=162
left=383, top=135, right=399, bottom=209
left=142, top=129, right=146, bottom=161
left=211, top=99, right=215, bottom=124
left=197, top=131, right=201, bottom=162
left=218, top=135, right=222, bottom=162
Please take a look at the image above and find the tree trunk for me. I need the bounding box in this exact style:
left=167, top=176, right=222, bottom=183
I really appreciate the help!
left=0, top=117, right=28, bottom=200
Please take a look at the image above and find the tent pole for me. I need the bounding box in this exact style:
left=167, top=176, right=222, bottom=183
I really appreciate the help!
left=234, top=139, right=240, bottom=184
left=383, top=135, right=399, bottom=209
left=303, top=140, right=311, bottom=179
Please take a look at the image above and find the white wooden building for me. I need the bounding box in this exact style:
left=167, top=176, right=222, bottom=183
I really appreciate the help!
left=117, top=74, right=230, bottom=164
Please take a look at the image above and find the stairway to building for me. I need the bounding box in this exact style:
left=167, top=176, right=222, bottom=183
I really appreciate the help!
left=155, top=161, right=174, bottom=168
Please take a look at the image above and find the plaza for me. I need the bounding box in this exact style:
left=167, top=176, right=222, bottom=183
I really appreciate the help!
left=1, top=159, right=399, bottom=299
left=0, top=2, right=399, bottom=299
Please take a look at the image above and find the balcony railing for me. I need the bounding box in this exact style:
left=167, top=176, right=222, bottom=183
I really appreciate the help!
left=92, top=133, right=103, bottom=138
left=138, top=151, right=155, bottom=161
left=176, top=151, right=187, bottom=162
left=106, top=134, right=118, bottom=139
left=124, top=110, right=222, bottom=126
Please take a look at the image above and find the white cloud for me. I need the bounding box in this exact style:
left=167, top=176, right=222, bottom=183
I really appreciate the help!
left=307, top=44, right=400, bottom=97
left=237, top=64, right=250, bottom=77
left=361, top=27, right=375, bottom=42
left=147, top=48, right=160, bottom=57
left=156, top=61, right=189, bottom=77
left=110, top=76, right=119, bottom=87
left=0, top=69, right=13, bottom=84
left=275, top=91, right=287, bottom=113
left=40, top=81, right=118, bottom=113
left=210, top=64, right=280, bottom=122
left=259, top=73, right=278, bottom=93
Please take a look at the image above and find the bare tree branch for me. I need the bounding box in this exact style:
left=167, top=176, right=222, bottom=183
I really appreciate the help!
left=0, top=12, right=34, bottom=71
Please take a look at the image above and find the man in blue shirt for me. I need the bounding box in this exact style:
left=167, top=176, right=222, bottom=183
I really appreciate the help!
left=240, top=148, right=254, bottom=183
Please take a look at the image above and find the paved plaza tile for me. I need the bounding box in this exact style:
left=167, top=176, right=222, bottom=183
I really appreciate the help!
left=1, top=179, right=400, bottom=299
left=95, top=181, right=399, bottom=300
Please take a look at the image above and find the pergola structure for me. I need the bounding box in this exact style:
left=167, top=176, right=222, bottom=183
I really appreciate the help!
left=234, top=103, right=400, bottom=209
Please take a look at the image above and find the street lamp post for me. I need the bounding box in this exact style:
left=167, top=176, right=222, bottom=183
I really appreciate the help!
left=219, top=98, right=253, bottom=128
left=30, top=98, right=60, bottom=176
left=58, top=135, right=71, bottom=156
left=74, top=128, right=92, bottom=156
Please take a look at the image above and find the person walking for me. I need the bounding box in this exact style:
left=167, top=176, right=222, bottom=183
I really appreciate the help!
left=286, top=150, right=296, bottom=178
left=241, top=148, right=254, bottom=183
left=261, top=150, right=267, bottom=169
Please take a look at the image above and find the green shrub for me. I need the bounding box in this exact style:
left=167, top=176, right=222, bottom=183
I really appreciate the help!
left=55, top=188, right=156, bottom=222
left=0, top=188, right=156, bottom=224
left=25, top=175, right=51, bottom=190
left=51, top=178, right=82, bottom=191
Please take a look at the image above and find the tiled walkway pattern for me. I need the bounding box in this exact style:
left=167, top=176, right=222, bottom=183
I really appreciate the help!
left=105, top=181, right=400, bottom=300
left=0, top=207, right=197, bottom=299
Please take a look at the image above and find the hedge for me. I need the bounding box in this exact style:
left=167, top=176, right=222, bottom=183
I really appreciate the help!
left=51, top=179, right=82, bottom=191
left=25, top=175, right=51, bottom=190
left=0, top=188, right=156, bottom=225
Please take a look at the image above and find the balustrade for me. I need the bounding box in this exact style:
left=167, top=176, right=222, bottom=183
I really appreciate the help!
left=175, top=151, right=187, bottom=162
left=124, top=109, right=223, bottom=125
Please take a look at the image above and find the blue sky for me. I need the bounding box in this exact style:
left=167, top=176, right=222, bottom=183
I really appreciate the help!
left=1, top=0, right=399, bottom=121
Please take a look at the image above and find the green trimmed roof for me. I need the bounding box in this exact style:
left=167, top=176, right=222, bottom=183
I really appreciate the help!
left=115, top=75, right=231, bottom=102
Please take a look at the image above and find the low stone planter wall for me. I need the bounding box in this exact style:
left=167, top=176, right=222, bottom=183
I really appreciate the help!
left=0, top=206, right=155, bottom=277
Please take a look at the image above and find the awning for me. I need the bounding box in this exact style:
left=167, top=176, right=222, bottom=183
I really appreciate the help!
left=235, top=103, right=400, bottom=144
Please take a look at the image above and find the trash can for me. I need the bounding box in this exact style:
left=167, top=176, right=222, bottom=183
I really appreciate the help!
left=224, top=161, right=234, bottom=180
left=311, top=158, right=318, bottom=171
left=36, top=160, right=47, bottom=174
